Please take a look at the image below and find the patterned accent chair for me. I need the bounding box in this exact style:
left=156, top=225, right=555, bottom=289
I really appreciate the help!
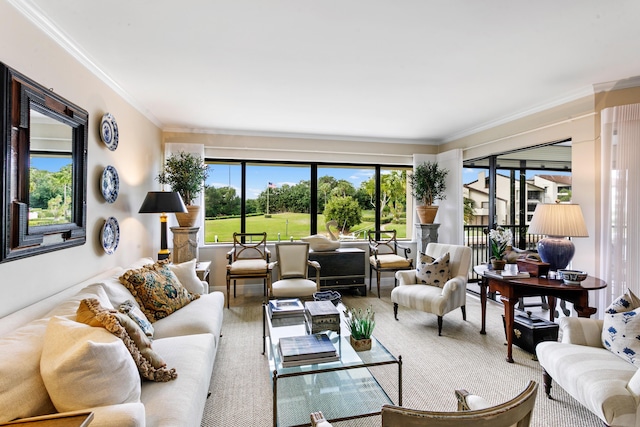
left=268, top=242, right=321, bottom=299
left=310, top=380, right=538, bottom=427
left=391, top=242, right=471, bottom=336
left=537, top=316, right=640, bottom=426
left=226, top=232, right=270, bottom=308
left=368, top=230, right=413, bottom=298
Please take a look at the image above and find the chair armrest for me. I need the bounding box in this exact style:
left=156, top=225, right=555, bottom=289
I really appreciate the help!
left=226, top=248, right=235, bottom=263
left=265, top=247, right=271, bottom=261
left=440, top=276, right=466, bottom=297
left=268, top=261, right=278, bottom=271
left=307, top=260, right=321, bottom=271
left=310, top=411, right=333, bottom=427
left=396, top=243, right=411, bottom=259
left=455, top=388, right=491, bottom=411
left=559, top=317, right=604, bottom=347
left=395, top=269, right=418, bottom=285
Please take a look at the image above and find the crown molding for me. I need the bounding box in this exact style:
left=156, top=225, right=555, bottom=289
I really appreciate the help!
left=593, top=75, right=640, bottom=93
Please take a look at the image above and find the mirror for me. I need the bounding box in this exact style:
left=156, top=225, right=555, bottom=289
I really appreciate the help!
left=1, top=62, right=88, bottom=262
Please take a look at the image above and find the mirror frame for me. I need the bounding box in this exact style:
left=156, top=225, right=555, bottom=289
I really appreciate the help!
left=0, top=62, right=88, bottom=262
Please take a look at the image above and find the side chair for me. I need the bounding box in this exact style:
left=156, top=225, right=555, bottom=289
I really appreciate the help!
left=310, top=380, right=538, bottom=427
left=268, top=242, right=321, bottom=299
left=226, top=232, right=270, bottom=308
left=368, top=230, right=413, bottom=298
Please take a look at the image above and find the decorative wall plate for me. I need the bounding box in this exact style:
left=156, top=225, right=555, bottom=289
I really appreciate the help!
left=101, top=217, right=120, bottom=255
left=100, top=113, right=119, bottom=151
left=101, top=165, right=119, bottom=203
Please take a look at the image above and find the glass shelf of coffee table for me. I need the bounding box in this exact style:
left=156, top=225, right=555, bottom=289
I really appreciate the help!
left=263, top=302, right=402, bottom=427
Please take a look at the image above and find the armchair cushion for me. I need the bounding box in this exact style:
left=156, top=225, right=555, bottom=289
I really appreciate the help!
left=415, top=252, right=450, bottom=287
left=271, top=278, right=318, bottom=298
left=602, top=290, right=640, bottom=367
left=370, top=254, right=411, bottom=269
left=227, top=259, right=268, bottom=275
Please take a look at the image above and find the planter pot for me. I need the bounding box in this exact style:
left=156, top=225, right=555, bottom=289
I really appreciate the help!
left=175, top=205, right=200, bottom=227
left=350, top=336, right=372, bottom=351
left=416, top=205, right=439, bottom=224
left=491, top=259, right=506, bottom=271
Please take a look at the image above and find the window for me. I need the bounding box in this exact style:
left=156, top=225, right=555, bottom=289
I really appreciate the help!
left=203, top=161, right=410, bottom=243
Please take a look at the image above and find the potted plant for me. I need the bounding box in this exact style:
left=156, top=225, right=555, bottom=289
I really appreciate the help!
left=157, top=151, right=209, bottom=227
left=488, top=226, right=513, bottom=270
left=409, top=161, right=448, bottom=224
left=345, top=305, right=375, bottom=351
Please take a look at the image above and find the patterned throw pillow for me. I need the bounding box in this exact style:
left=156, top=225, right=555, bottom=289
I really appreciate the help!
left=602, top=289, right=640, bottom=367
left=76, top=298, right=177, bottom=382
left=415, top=252, right=450, bottom=287
left=119, top=300, right=154, bottom=338
left=119, top=260, right=199, bottom=322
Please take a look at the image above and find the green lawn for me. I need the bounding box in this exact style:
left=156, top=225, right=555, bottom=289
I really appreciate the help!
left=204, top=212, right=406, bottom=243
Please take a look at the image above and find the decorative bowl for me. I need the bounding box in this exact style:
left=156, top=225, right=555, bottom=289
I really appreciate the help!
left=557, top=269, right=588, bottom=285
left=313, top=290, right=341, bottom=306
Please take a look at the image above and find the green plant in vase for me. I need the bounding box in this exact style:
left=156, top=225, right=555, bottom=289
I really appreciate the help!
left=345, top=305, right=375, bottom=351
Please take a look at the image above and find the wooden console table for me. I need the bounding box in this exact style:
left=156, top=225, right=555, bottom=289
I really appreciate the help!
left=308, top=248, right=366, bottom=295
left=474, top=264, right=607, bottom=363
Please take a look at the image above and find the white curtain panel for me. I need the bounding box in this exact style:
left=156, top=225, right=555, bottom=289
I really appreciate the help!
left=164, top=143, right=206, bottom=247
left=600, top=103, right=640, bottom=313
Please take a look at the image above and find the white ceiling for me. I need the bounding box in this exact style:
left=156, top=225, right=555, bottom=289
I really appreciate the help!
left=10, top=0, right=640, bottom=144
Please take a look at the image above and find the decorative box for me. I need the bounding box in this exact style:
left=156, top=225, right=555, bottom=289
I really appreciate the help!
left=502, top=312, right=559, bottom=355
left=304, top=300, right=340, bottom=334
left=516, top=258, right=550, bottom=277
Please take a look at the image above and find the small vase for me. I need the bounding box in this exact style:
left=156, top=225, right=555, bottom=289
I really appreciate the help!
left=350, top=336, right=372, bottom=351
left=491, top=259, right=506, bottom=271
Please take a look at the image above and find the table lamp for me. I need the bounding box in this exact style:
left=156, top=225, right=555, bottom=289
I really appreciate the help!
left=527, top=202, right=589, bottom=272
left=139, top=191, right=187, bottom=260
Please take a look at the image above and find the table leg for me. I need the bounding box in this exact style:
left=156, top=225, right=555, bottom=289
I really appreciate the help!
left=500, top=294, right=517, bottom=363
left=547, top=296, right=556, bottom=322
left=574, top=305, right=597, bottom=318
left=480, top=277, right=487, bottom=335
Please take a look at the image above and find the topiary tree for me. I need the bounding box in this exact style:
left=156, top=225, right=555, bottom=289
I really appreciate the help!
left=156, top=151, right=209, bottom=205
left=323, top=196, right=362, bottom=232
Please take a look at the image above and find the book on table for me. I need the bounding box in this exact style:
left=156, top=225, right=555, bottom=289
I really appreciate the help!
left=268, top=298, right=305, bottom=318
left=278, top=333, right=338, bottom=366
left=484, top=270, right=531, bottom=279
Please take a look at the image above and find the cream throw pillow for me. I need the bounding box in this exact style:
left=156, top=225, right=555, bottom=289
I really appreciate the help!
left=40, top=316, right=141, bottom=412
left=602, top=289, right=640, bottom=367
left=415, top=252, right=450, bottom=287
left=168, top=258, right=204, bottom=294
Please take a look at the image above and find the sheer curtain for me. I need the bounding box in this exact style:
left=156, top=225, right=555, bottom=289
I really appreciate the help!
left=599, top=103, right=640, bottom=313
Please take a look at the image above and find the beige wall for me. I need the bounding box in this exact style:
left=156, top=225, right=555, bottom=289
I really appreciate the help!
left=0, top=2, right=162, bottom=317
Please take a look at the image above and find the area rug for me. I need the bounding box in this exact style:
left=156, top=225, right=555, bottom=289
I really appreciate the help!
left=201, top=287, right=602, bottom=426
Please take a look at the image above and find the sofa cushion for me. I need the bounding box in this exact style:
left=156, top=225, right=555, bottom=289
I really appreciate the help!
left=76, top=299, right=177, bottom=382
left=44, top=283, right=113, bottom=319
left=415, top=252, right=450, bottom=287
left=40, top=316, right=141, bottom=413
left=152, top=292, right=225, bottom=343
left=168, top=258, right=205, bottom=294
left=602, top=289, right=640, bottom=367
left=119, top=300, right=154, bottom=338
left=119, top=260, right=199, bottom=322
left=0, top=318, right=56, bottom=423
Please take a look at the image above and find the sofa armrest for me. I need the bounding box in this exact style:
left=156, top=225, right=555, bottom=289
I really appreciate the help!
left=559, top=317, right=604, bottom=347
left=395, top=270, right=418, bottom=286
left=49, top=403, right=145, bottom=427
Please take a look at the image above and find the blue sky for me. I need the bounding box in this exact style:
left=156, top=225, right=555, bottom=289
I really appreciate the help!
left=31, top=157, right=71, bottom=172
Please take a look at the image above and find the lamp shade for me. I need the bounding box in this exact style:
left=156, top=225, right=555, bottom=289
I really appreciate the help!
left=527, top=203, right=588, bottom=238
left=139, top=191, right=187, bottom=214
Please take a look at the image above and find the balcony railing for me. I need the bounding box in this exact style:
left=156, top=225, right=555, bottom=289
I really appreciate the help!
left=464, top=225, right=542, bottom=282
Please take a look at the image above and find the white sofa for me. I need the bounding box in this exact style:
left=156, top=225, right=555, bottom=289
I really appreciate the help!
left=537, top=317, right=640, bottom=427
left=0, top=258, right=225, bottom=427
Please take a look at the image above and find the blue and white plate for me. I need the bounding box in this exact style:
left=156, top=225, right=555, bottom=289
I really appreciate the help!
left=101, top=217, right=120, bottom=255
left=100, top=113, right=119, bottom=151
left=101, top=165, right=119, bottom=203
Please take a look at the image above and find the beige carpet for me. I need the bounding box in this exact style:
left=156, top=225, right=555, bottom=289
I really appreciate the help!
left=201, top=286, right=602, bottom=427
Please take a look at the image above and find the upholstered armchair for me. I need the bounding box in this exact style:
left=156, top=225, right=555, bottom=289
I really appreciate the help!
left=392, top=242, right=471, bottom=336
left=268, top=242, right=321, bottom=299
left=226, top=232, right=270, bottom=308
left=311, top=380, right=538, bottom=427
left=368, top=230, right=413, bottom=298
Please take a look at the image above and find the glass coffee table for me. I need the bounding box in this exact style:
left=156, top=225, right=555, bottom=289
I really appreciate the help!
left=263, top=302, right=402, bottom=427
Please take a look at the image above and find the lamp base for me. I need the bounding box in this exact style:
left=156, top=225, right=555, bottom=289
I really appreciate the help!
left=537, top=237, right=574, bottom=272
left=158, top=251, right=170, bottom=261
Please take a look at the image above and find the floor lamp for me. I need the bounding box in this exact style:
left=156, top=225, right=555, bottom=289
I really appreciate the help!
left=139, top=191, right=187, bottom=260
left=527, top=203, right=589, bottom=272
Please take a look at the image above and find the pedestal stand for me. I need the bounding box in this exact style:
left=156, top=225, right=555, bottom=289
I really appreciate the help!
left=170, top=226, right=199, bottom=264
left=415, top=223, right=440, bottom=254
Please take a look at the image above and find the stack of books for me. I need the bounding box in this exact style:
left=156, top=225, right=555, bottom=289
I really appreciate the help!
left=278, top=333, right=339, bottom=367
left=268, top=299, right=305, bottom=318
left=304, top=300, right=340, bottom=334
left=484, top=270, right=531, bottom=279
